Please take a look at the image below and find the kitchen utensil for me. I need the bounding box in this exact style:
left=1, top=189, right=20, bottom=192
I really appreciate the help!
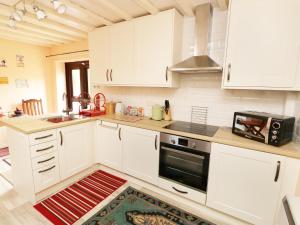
left=163, top=100, right=171, bottom=121
left=115, top=102, right=124, bottom=115
left=152, top=104, right=163, bottom=121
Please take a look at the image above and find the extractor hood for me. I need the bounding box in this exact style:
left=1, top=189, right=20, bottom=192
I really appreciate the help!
left=169, top=4, right=223, bottom=74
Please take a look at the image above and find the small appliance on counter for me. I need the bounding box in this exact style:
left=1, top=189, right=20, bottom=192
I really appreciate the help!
left=79, top=93, right=106, bottom=117
left=232, top=111, right=295, bottom=146
left=163, top=100, right=172, bottom=121
left=152, top=104, right=164, bottom=121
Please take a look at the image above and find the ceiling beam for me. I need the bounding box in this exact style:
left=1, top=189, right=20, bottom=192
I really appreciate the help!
left=0, top=34, right=50, bottom=46
left=211, top=0, right=229, bottom=10
left=174, top=0, right=194, bottom=16
left=61, top=0, right=113, bottom=25
left=0, top=31, right=53, bottom=46
left=23, top=2, right=94, bottom=32
left=0, top=4, right=87, bottom=38
left=0, top=25, right=60, bottom=45
left=93, top=0, right=133, bottom=21
left=132, top=0, right=159, bottom=15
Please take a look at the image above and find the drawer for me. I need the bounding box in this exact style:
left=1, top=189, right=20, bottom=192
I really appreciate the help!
left=33, top=161, right=60, bottom=193
left=158, top=177, right=206, bottom=205
left=30, top=140, right=57, bottom=158
left=31, top=152, right=58, bottom=170
left=29, top=130, right=57, bottom=145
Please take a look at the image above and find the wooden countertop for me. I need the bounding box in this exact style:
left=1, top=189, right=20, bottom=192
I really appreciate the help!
left=1, top=114, right=300, bottom=159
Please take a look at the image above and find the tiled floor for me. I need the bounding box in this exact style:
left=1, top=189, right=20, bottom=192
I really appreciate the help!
left=0, top=166, right=248, bottom=225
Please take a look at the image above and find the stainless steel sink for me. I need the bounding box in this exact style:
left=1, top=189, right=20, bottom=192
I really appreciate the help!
left=42, top=115, right=81, bottom=123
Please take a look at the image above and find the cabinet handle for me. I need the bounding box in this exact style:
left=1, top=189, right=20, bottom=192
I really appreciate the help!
left=155, top=135, right=158, bottom=150
left=106, top=69, right=109, bottom=82
left=227, top=63, right=231, bottom=82
left=38, top=156, right=55, bottom=164
left=38, top=165, right=55, bottom=173
left=35, top=134, right=53, bottom=140
left=36, top=145, right=54, bottom=152
left=165, top=66, right=168, bottom=82
left=118, top=127, right=122, bottom=141
left=274, top=161, right=281, bottom=182
left=172, top=187, right=188, bottom=194
left=59, top=131, right=63, bottom=146
left=110, top=69, right=112, bottom=81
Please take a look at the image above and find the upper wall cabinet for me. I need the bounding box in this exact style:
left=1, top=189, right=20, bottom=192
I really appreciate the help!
left=89, top=9, right=183, bottom=87
left=223, top=0, right=300, bottom=90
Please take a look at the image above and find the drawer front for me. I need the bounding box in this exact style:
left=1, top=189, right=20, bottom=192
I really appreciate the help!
left=158, top=177, right=206, bottom=205
left=33, top=162, right=60, bottom=193
left=31, top=152, right=58, bottom=170
left=29, top=130, right=57, bottom=145
left=30, top=140, right=57, bottom=158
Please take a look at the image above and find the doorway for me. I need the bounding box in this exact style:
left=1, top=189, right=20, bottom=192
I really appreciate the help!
left=65, top=61, right=90, bottom=112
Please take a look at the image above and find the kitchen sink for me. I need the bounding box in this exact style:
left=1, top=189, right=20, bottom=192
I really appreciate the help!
left=43, top=115, right=81, bottom=123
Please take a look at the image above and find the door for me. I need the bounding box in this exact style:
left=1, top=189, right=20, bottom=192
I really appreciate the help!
left=223, top=0, right=300, bottom=88
left=133, top=11, right=173, bottom=86
left=122, top=126, right=159, bottom=185
left=207, top=143, right=286, bottom=225
left=65, top=61, right=90, bottom=111
left=110, top=22, right=134, bottom=85
left=88, top=27, right=110, bottom=85
left=58, top=123, right=93, bottom=180
left=95, top=121, right=122, bottom=171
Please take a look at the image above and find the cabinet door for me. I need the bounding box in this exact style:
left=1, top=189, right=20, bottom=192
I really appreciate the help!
left=122, top=126, right=159, bottom=185
left=110, top=22, right=134, bottom=85
left=95, top=121, right=122, bottom=171
left=223, top=0, right=300, bottom=89
left=133, top=11, right=173, bottom=86
left=58, top=123, right=93, bottom=180
left=88, top=27, right=110, bottom=85
left=207, top=143, right=286, bottom=225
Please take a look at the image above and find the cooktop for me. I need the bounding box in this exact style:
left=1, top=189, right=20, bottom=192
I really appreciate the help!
left=165, top=121, right=219, bottom=137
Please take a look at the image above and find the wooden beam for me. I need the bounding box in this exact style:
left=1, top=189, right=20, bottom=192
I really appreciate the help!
left=0, top=32, right=53, bottom=46
left=61, top=0, right=113, bottom=25
left=22, top=2, right=94, bottom=32
left=0, top=4, right=87, bottom=38
left=211, top=0, right=229, bottom=10
left=93, top=0, right=133, bottom=21
left=132, top=0, right=159, bottom=15
left=174, top=0, right=194, bottom=16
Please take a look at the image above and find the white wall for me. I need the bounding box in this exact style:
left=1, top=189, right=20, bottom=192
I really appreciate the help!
left=93, top=9, right=296, bottom=127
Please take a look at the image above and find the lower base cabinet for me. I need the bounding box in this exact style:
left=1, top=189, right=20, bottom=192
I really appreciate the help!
left=207, top=143, right=286, bottom=225
left=122, top=126, right=160, bottom=185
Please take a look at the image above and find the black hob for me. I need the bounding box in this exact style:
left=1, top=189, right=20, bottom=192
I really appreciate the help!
left=165, top=121, right=219, bottom=137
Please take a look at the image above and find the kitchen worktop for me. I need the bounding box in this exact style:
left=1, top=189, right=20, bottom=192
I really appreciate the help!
left=1, top=114, right=300, bottom=159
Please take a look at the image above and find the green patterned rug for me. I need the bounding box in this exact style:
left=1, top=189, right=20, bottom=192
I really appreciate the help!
left=82, top=186, right=215, bottom=225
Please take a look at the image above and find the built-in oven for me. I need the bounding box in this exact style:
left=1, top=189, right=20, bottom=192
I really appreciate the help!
left=159, top=133, right=211, bottom=193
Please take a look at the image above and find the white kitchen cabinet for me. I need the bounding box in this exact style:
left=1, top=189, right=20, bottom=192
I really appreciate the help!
left=88, top=9, right=182, bottom=87
left=58, top=122, right=93, bottom=180
left=223, top=0, right=300, bottom=90
left=133, top=9, right=182, bottom=87
left=207, top=143, right=286, bottom=225
left=95, top=121, right=122, bottom=171
left=88, top=26, right=110, bottom=85
left=122, top=126, right=159, bottom=185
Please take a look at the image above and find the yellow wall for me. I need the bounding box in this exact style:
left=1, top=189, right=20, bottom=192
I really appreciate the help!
left=49, top=39, right=88, bottom=55
left=0, top=38, right=52, bottom=113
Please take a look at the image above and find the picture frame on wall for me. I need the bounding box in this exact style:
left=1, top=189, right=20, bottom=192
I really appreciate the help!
left=0, top=59, right=7, bottom=67
left=16, top=55, right=24, bottom=67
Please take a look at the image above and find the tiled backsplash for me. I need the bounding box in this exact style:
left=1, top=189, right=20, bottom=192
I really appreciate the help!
left=93, top=9, right=300, bottom=130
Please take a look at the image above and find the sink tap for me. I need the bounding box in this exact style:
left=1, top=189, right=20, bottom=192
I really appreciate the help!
left=62, top=108, right=72, bottom=116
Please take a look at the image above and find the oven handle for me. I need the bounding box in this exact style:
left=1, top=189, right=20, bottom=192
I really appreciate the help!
left=160, top=146, right=205, bottom=160
left=172, top=187, right=188, bottom=194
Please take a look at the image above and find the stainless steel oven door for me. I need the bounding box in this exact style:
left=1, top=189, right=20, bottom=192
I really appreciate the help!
left=159, top=143, right=210, bottom=192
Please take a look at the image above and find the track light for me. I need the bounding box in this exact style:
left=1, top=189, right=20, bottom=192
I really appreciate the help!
left=8, top=16, right=16, bottom=28
left=51, top=0, right=67, bottom=14
left=12, top=9, right=26, bottom=22
left=33, top=5, right=47, bottom=20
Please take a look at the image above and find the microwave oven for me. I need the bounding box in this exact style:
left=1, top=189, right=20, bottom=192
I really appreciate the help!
left=232, top=111, right=295, bottom=146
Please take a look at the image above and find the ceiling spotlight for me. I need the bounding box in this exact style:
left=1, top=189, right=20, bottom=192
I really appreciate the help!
left=51, top=0, right=67, bottom=14
left=8, top=16, right=16, bottom=28
left=12, top=9, right=26, bottom=22
left=33, top=5, right=47, bottom=20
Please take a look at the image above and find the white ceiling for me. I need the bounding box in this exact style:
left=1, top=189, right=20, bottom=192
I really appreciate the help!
left=0, top=0, right=227, bottom=47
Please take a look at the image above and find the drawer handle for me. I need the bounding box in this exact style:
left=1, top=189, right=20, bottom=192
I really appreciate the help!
left=274, top=161, right=281, bottom=182
left=35, top=134, right=53, bottom=140
left=38, top=165, right=55, bottom=173
left=38, top=156, right=55, bottom=164
left=36, top=145, right=54, bottom=152
left=172, top=187, right=188, bottom=194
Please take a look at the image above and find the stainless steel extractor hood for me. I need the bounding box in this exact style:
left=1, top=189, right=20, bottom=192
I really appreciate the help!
left=169, top=4, right=223, bottom=74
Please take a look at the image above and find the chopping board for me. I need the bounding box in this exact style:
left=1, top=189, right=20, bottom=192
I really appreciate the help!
left=113, top=115, right=144, bottom=122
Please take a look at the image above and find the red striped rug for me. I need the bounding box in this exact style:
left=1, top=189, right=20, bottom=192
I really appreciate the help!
left=34, top=170, right=127, bottom=225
